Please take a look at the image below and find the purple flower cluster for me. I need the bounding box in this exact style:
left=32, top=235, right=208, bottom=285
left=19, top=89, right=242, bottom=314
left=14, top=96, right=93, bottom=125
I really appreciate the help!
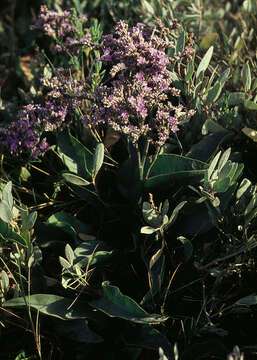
left=0, top=105, right=50, bottom=158
left=0, top=70, right=88, bottom=158
left=31, top=5, right=92, bottom=55
left=84, top=20, right=195, bottom=146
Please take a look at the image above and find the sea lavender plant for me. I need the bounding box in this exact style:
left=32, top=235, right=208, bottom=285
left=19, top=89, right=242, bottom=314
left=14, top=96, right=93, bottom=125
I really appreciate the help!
left=31, top=5, right=92, bottom=56
left=84, top=20, right=195, bottom=148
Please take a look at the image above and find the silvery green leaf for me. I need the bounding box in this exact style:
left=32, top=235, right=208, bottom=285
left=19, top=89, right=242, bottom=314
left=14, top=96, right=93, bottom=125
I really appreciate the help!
left=185, top=57, right=194, bottom=81
left=242, top=61, right=251, bottom=91
left=208, top=151, right=221, bottom=181
left=59, top=256, right=72, bottom=269
left=141, top=226, right=158, bottom=235
left=217, top=148, right=231, bottom=172
left=2, top=181, right=13, bottom=209
left=28, top=255, right=34, bottom=268
left=22, top=211, right=37, bottom=232
left=142, top=202, right=163, bottom=228
left=62, top=172, right=91, bottom=186
left=65, top=244, right=74, bottom=265
left=236, top=178, right=251, bottom=199
left=0, top=200, right=12, bottom=224
left=92, top=142, right=105, bottom=178
left=206, top=82, right=222, bottom=104
left=0, top=270, right=9, bottom=293
left=141, top=0, right=155, bottom=14
left=196, top=46, right=213, bottom=79
left=43, top=64, right=52, bottom=79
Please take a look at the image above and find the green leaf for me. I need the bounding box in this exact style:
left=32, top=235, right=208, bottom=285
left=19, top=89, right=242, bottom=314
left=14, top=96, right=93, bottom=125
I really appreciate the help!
left=185, top=57, right=194, bottom=81
left=0, top=200, right=12, bottom=224
left=206, top=82, right=222, bottom=104
left=176, top=28, right=185, bottom=54
left=236, top=178, right=251, bottom=199
left=244, top=100, right=257, bottom=110
left=208, top=151, right=221, bottom=181
left=142, top=202, right=163, bottom=228
left=141, top=0, right=154, bottom=14
left=235, top=294, right=257, bottom=306
left=58, top=130, right=93, bottom=180
left=62, top=172, right=91, bottom=186
left=144, top=155, right=207, bottom=191
left=217, top=148, right=231, bottom=172
left=242, top=61, right=251, bottom=91
left=140, top=226, right=158, bottom=235
left=212, top=177, right=230, bottom=193
left=227, top=92, right=245, bottom=106
left=196, top=46, right=213, bottom=79
left=187, top=132, right=232, bottom=163
left=4, top=294, right=100, bottom=321
left=74, top=240, right=115, bottom=266
left=59, top=256, right=72, bottom=269
left=2, top=181, right=13, bottom=209
left=22, top=211, right=37, bottom=232
left=89, top=282, right=168, bottom=324
left=65, top=243, right=74, bottom=265
left=92, top=142, right=105, bottom=178
left=47, top=211, right=91, bottom=234
left=168, top=201, right=187, bottom=227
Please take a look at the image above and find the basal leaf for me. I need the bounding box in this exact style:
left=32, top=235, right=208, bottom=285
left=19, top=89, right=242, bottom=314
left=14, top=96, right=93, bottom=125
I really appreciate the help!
left=4, top=294, right=101, bottom=321
left=58, top=130, right=93, bottom=180
left=89, top=282, right=168, bottom=324
left=144, top=155, right=207, bottom=191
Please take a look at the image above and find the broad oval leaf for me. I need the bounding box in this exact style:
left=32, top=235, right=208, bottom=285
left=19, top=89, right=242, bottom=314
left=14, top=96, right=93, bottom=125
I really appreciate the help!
left=89, top=282, right=168, bottom=324
left=3, top=294, right=101, bottom=321
left=58, top=130, right=93, bottom=180
left=144, top=155, right=207, bottom=191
